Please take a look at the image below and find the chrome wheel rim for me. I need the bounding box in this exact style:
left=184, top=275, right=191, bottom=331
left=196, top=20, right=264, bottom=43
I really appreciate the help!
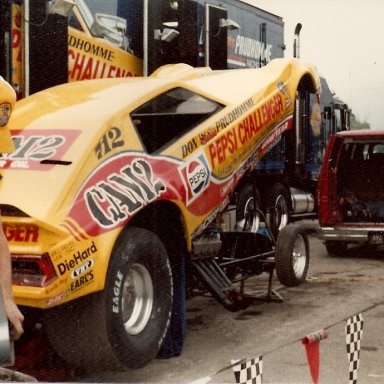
left=292, top=235, right=307, bottom=278
left=243, top=196, right=260, bottom=232
left=122, top=263, right=153, bottom=335
left=275, top=194, right=289, bottom=231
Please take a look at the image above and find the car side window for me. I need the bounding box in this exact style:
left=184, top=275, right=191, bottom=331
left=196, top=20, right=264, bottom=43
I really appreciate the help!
left=131, top=87, right=223, bottom=153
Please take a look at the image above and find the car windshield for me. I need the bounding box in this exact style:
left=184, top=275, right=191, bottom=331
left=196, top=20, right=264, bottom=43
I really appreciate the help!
left=131, top=87, right=223, bottom=153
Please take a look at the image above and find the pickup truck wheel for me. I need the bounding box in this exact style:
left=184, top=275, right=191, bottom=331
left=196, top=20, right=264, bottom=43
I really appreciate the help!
left=275, top=224, right=309, bottom=287
left=325, top=240, right=348, bottom=257
left=236, top=183, right=261, bottom=232
left=44, top=227, right=172, bottom=370
left=264, top=183, right=290, bottom=235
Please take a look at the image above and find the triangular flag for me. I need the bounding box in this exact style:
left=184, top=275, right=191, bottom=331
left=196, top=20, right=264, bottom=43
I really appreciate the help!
left=302, top=329, right=329, bottom=384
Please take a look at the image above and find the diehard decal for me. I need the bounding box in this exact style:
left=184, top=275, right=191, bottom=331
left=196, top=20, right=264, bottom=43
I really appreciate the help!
left=57, top=241, right=97, bottom=276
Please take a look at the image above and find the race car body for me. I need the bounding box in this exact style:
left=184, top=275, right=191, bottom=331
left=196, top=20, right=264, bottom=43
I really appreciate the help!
left=0, top=58, right=319, bottom=369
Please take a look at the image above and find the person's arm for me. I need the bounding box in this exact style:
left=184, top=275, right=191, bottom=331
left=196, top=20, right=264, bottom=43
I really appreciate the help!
left=0, top=219, right=24, bottom=340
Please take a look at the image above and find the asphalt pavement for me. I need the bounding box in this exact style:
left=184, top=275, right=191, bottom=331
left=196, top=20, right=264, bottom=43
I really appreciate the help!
left=81, top=226, right=384, bottom=383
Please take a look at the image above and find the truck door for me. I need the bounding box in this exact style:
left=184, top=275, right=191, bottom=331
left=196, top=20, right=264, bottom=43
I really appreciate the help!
left=204, top=4, right=227, bottom=70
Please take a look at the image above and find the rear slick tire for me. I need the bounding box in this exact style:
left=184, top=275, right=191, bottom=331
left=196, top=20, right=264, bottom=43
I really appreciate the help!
left=275, top=224, right=309, bottom=287
left=44, top=227, right=173, bottom=370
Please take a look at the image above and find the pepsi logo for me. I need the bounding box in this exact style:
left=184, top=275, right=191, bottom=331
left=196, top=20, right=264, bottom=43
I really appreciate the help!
left=187, top=160, right=208, bottom=194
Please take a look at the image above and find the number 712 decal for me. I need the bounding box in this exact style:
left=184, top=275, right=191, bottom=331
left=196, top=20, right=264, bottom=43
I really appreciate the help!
left=94, top=127, right=124, bottom=160
left=0, top=129, right=80, bottom=170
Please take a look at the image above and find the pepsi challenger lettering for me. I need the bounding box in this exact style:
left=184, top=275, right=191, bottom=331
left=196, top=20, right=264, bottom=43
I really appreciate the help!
left=209, top=93, right=284, bottom=168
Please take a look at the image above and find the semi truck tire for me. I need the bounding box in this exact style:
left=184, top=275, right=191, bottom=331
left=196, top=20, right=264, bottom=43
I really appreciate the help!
left=264, top=183, right=290, bottom=236
left=44, top=227, right=173, bottom=370
left=236, top=183, right=261, bottom=232
left=325, top=240, right=348, bottom=257
left=275, top=224, right=309, bottom=287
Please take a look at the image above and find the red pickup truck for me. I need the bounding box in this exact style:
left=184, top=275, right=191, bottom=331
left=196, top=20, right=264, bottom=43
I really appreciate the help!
left=318, top=130, right=384, bottom=256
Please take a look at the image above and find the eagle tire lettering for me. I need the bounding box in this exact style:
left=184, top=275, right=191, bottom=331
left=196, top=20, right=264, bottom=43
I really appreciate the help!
left=105, top=227, right=172, bottom=369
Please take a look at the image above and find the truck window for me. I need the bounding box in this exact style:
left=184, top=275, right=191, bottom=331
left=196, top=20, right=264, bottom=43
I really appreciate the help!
left=131, top=87, right=223, bottom=153
left=373, top=144, right=384, bottom=155
left=68, top=0, right=142, bottom=55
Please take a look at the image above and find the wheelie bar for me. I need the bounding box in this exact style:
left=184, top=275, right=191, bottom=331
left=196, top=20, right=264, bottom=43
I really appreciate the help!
left=192, top=258, right=246, bottom=310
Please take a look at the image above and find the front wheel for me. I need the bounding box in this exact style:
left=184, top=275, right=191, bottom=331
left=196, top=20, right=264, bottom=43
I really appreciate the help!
left=275, top=224, right=309, bottom=287
left=44, top=227, right=173, bottom=370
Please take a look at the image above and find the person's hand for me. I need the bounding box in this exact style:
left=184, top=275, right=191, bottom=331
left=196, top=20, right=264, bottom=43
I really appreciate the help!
left=3, top=297, right=24, bottom=340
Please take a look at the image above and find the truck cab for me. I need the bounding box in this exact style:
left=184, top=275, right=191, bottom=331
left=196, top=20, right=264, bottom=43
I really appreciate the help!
left=318, top=130, right=384, bottom=256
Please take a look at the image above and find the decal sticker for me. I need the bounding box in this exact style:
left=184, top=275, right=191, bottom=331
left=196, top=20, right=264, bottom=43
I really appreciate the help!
left=94, top=127, right=124, bottom=159
left=227, top=34, right=272, bottom=68
left=50, top=239, right=77, bottom=264
left=179, top=154, right=210, bottom=205
left=71, top=259, right=94, bottom=279
left=67, top=28, right=142, bottom=81
left=257, top=116, right=292, bottom=158
left=57, top=241, right=97, bottom=276
left=215, top=98, right=254, bottom=132
left=69, top=153, right=234, bottom=235
left=311, top=103, right=321, bottom=137
left=3, top=223, right=39, bottom=242
left=182, top=138, right=198, bottom=158
left=70, top=270, right=94, bottom=292
left=208, top=93, right=284, bottom=169
left=85, top=158, right=166, bottom=228
left=0, top=129, right=80, bottom=170
left=47, top=293, right=65, bottom=306
left=199, top=127, right=218, bottom=145
left=277, top=82, right=292, bottom=108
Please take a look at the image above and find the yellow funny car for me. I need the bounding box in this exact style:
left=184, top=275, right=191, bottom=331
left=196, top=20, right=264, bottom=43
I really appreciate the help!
left=0, top=59, right=319, bottom=369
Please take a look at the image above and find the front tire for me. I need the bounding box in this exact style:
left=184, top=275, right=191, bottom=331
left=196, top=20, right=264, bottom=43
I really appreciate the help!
left=45, top=227, right=173, bottom=370
left=275, top=224, right=309, bottom=287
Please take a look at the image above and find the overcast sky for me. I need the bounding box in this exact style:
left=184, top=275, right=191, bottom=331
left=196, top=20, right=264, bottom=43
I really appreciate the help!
left=244, top=0, right=384, bottom=130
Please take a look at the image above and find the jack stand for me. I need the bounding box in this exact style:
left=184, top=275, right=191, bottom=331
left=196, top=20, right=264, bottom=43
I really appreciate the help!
left=241, top=268, right=284, bottom=303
